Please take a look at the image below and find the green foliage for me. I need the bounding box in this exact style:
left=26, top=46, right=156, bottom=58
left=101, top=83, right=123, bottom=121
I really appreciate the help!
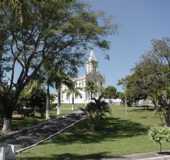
left=116, top=91, right=125, bottom=99
left=85, top=81, right=98, bottom=99
left=85, top=71, right=104, bottom=100
left=119, top=38, right=170, bottom=111
left=103, top=86, right=117, bottom=99
left=65, top=81, right=82, bottom=103
left=20, top=80, right=41, bottom=99
left=18, top=87, right=46, bottom=118
left=0, top=0, right=114, bottom=129
left=83, top=95, right=110, bottom=130
left=116, top=91, right=126, bottom=104
left=149, top=127, right=170, bottom=152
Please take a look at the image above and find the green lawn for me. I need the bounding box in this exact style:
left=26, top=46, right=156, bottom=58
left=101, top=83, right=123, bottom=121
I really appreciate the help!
left=17, top=105, right=170, bottom=160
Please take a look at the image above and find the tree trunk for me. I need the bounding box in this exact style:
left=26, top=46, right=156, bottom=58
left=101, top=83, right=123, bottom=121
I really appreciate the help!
left=151, top=97, right=159, bottom=110
left=72, top=94, right=74, bottom=111
left=2, top=117, right=12, bottom=134
left=0, top=31, right=5, bottom=84
left=90, top=92, right=93, bottom=100
left=159, top=142, right=162, bottom=153
left=57, top=86, right=61, bottom=115
left=165, top=113, right=170, bottom=127
left=1, top=99, right=13, bottom=133
left=46, top=83, right=50, bottom=120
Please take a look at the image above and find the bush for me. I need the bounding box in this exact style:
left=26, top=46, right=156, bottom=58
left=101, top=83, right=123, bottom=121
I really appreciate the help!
left=17, top=88, right=46, bottom=118
left=82, top=95, right=110, bottom=130
left=149, top=127, right=170, bottom=152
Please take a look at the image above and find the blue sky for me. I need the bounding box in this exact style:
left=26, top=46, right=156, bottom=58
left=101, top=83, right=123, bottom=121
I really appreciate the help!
left=81, top=0, right=170, bottom=91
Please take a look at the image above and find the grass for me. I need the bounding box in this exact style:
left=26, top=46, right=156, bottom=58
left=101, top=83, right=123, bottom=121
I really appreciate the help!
left=16, top=105, right=170, bottom=160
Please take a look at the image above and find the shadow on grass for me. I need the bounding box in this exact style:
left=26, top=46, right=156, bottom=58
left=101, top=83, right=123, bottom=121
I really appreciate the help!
left=44, top=117, right=148, bottom=145
left=128, top=106, right=155, bottom=112
left=158, top=151, right=170, bottom=155
left=17, top=152, right=125, bottom=160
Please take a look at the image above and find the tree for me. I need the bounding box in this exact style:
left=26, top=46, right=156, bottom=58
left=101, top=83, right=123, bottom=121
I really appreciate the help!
left=119, top=38, right=170, bottom=125
left=0, top=31, right=5, bottom=83
left=55, top=71, right=73, bottom=115
left=103, top=86, right=117, bottom=99
left=45, top=81, right=50, bottom=120
left=65, top=81, right=82, bottom=111
left=85, top=81, right=98, bottom=100
left=0, top=0, right=113, bottom=133
left=41, top=49, right=81, bottom=117
left=118, top=72, right=148, bottom=106
left=149, top=127, right=170, bottom=153
left=18, top=80, right=46, bottom=118
left=116, top=91, right=125, bottom=104
left=85, top=71, right=105, bottom=100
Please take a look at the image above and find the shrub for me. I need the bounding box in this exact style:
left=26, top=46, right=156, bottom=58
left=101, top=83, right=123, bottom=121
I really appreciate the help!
left=149, top=127, right=170, bottom=152
left=82, top=95, right=110, bottom=130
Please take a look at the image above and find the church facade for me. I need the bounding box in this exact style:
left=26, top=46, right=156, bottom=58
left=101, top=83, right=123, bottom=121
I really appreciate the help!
left=61, top=51, right=104, bottom=104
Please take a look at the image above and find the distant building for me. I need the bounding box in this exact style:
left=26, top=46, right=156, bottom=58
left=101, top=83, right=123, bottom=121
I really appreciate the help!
left=104, top=98, right=122, bottom=105
left=61, top=50, right=104, bottom=104
left=136, top=99, right=154, bottom=107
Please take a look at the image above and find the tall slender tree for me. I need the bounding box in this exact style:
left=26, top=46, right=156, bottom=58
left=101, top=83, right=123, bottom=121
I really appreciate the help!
left=85, top=81, right=98, bottom=100
left=65, top=81, right=82, bottom=111
left=55, top=71, right=73, bottom=115
left=86, top=72, right=105, bottom=99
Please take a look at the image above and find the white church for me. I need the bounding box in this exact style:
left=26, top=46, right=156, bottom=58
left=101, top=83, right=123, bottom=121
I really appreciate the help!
left=61, top=51, right=105, bottom=104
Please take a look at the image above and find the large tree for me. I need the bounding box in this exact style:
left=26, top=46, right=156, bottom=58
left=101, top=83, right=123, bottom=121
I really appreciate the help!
left=119, top=38, right=170, bottom=125
left=0, top=0, right=113, bottom=133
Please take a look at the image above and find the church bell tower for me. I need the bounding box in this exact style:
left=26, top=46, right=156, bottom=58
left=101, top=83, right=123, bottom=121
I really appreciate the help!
left=86, top=50, right=97, bottom=75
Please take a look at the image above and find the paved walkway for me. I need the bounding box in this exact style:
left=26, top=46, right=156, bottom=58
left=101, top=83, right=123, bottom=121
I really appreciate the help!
left=107, top=152, right=170, bottom=160
left=0, top=111, right=86, bottom=153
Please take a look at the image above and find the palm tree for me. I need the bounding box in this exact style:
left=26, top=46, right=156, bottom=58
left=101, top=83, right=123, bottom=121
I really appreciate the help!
left=82, top=95, right=110, bottom=130
left=42, top=60, right=56, bottom=120
left=45, top=81, right=50, bottom=120
left=65, top=81, right=82, bottom=111
left=55, top=71, right=73, bottom=115
left=85, top=81, right=98, bottom=100
left=85, top=72, right=105, bottom=100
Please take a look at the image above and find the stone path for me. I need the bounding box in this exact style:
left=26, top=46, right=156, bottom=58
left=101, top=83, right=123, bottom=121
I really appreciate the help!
left=101, top=152, right=170, bottom=160
left=124, top=152, right=170, bottom=160
left=0, top=111, right=86, bottom=153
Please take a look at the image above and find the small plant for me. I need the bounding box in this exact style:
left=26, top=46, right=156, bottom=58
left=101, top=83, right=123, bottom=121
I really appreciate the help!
left=149, top=127, right=170, bottom=153
left=82, top=95, right=110, bottom=130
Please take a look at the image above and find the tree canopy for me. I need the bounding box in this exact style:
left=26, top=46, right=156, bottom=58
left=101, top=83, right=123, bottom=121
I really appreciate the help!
left=119, top=38, right=170, bottom=125
left=103, top=86, right=117, bottom=99
left=0, top=0, right=114, bottom=132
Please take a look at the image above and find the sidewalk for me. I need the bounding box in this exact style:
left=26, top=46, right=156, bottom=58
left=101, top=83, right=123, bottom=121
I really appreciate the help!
left=101, top=152, right=170, bottom=160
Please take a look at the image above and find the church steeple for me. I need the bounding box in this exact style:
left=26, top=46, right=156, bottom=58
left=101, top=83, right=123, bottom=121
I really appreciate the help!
left=86, top=50, right=97, bottom=74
